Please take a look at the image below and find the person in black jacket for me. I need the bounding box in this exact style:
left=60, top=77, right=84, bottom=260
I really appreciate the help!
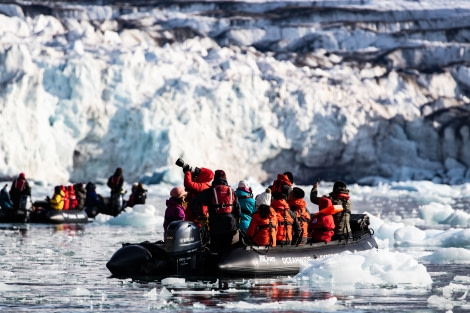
left=9, top=172, right=31, bottom=210
left=190, top=169, right=241, bottom=255
left=107, top=167, right=124, bottom=196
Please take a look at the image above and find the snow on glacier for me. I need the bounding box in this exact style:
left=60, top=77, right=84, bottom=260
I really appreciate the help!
left=0, top=0, right=469, bottom=186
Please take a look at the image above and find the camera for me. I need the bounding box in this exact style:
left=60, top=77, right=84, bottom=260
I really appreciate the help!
left=175, top=158, right=188, bottom=169
left=175, top=158, right=201, bottom=177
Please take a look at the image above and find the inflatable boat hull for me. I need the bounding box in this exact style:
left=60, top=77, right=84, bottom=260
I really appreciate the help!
left=30, top=201, right=89, bottom=224
left=107, top=215, right=378, bottom=279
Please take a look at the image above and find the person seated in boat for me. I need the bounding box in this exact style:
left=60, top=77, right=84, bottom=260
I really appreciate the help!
left=67, top=185, right=78, bottom=210
left=163, top=186, right=187, bottom=239
left=247, top=188, right=277, bottom=247
left=85, top=182, right=104, bottom=210
left=126, top=182, right=147, bottom=208
left=310, top=180, right=352, bottom=240
left=270, top=172, right=293, bottom=199
left=74, top=182, right=86, bottom=210
left=287, top=187, right=310, bottom=245
left=107, top=167, right=124, bottom=197
left=308, top=196, right=337, bottom=243
left=62, top=185, right=70, bottom=210
left=182, top=164, right=214, bottom=224
left=49, top=185, right=65, bottom=210
left=0, top=184, right=14, bottom=210
left=235, top=180, right=256, bottom=234
left=190, top=169, right=240, bottom=255
left=271, top=191, right=301, bottom=246
left=9, top=172, right=32, bottom=210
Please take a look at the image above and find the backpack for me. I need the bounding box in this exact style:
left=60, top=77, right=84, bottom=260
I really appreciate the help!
left=212, top=185, right=235, bottom=214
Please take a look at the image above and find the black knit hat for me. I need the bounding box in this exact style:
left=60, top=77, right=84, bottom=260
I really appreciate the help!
left=333, top=181, right=348, bottom=192
left=291, top=187, right=305, bottom=199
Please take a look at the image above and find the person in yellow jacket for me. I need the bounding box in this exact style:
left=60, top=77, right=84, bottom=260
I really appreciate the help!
left=49, top=185, right=65, bottom=210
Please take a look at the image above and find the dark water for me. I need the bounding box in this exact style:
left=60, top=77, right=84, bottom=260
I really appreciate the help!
left=1, top=182, right=469, bottom=312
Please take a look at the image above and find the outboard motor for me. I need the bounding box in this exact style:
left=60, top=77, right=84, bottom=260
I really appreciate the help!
left=165, top=221, right=204, bottom=275
left=110, top=192, right=124, bottom=216
left=19, top=195, right=32, bottom=211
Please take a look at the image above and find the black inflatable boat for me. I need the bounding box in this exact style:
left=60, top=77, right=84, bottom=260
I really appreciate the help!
left=107, top=214, right=377, bottom=279
left=30, top=200, right=89, bottom=224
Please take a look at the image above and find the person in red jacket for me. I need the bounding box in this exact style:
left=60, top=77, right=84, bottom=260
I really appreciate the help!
left=309, top=196, right=336, bottom=243
left=62, top=185, right=70, bottom=210
left=183, top=166, right=214, bottom=224
left=68, top=185, right=78, bottom=210
left=247, top=188, right=277, bottom=247
left=9, top=172, right=31, bottom=210
left=270, top=172, right=293, bottom=199
left=287, top=187, right=310, bottom=245
left=271, top=192, right=301, bottom=246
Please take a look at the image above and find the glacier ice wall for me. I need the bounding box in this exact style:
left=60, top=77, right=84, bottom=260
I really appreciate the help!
left=0, top=0, right=469, bottom=185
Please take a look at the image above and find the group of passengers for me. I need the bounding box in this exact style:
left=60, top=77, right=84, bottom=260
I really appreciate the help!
left=164, top=164, right=352, bottom=254
left=0, top=169, right=147, bottom=214
left=0, top=172, right=32, bottom=211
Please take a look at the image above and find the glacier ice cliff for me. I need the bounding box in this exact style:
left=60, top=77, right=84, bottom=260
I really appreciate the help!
left=0, top=0, right=469, bottom=186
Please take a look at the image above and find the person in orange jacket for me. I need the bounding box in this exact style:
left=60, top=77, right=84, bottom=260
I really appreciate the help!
left=271, top=191, right=301, bottom=246
left=287, top=187, right=310, bottom=245
left=247, top=188, right=277, bottom=247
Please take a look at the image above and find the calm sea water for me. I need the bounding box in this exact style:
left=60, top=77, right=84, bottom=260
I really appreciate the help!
left=0, top=184, right=469, bottom=313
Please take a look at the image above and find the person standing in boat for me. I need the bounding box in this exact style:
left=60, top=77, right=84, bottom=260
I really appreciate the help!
left=190, top=169, right=240, bottom=255
left=310, top=180, right=352, bottom=240
left=287, top=187, right=310, bottom=245
left=309, top=196, right=336, bottom=243
left=163, top=186, right=187, bottom=239
left=271, top=191, right=301, bottom=246
left=235, top=180, right=256, bottom=234
left=246, top=188, right=277, bottom=246
left=182, top=165, right=214, bottom=224
left=9, top=172, right=31, bottom=210
left=270, top=172, right=293, bottom=199
left=0, top=184, right=14, bottom=210
left=49, top=185, right=65, bottom=210
left=107, top=167, right=124, bottom=196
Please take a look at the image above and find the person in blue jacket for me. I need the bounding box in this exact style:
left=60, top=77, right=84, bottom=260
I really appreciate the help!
left=0, top=184, right=14, bottom=210
left=235, top=180, right=256, bottom=234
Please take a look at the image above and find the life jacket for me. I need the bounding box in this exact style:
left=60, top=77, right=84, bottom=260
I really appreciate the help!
left=62, top=186, right=70, bottom=210
left=288, top=198, right=310, bottom=239
left=247, top=206, right=277, bottom=247
left=309, top=213, right=335, bottom=242
left=272, top=198, right=294, bottom=243
left=68, top=186, right=78, bottom=209
left=14, top=178, right=27, bottom=192
left=212, top=185, right=235, bottom=214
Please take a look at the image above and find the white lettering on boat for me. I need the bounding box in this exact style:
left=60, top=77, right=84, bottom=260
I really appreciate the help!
left=281, top=256, right=311, bottom=264
left=258, top=255, right=276, bottom=264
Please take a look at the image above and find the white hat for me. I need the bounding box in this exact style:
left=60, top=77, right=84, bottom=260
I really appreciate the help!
left=255, top=188, right=272, bottom=207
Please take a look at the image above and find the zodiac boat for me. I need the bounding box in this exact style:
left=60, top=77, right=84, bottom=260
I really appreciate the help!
left=106, top=214, right=377, bottom=278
